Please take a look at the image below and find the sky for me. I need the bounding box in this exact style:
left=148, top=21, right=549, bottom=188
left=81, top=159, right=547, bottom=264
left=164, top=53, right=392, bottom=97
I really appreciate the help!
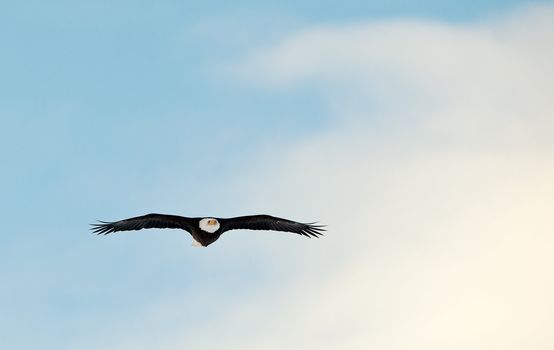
left=1, top=0, right=553, bottom=349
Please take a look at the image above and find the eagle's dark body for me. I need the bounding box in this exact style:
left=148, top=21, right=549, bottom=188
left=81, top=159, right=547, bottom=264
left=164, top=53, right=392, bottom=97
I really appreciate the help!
left=190, top=228, right=221, bottom=247
left=91, top=213, right=324, bottom=247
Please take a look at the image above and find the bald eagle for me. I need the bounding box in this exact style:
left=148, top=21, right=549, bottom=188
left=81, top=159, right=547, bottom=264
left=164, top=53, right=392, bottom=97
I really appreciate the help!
left=91, top=214, right=325, bottom=247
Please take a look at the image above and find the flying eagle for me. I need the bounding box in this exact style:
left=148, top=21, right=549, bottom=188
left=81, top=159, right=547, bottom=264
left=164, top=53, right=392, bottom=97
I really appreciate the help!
left=91, top=214, right=325, bottom=247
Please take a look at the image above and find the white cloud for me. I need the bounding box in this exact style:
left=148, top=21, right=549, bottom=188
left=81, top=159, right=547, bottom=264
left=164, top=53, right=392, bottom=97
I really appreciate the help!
left=76, top=5, right=554, bottom=349
left=233, top=4, right=554, bottom=148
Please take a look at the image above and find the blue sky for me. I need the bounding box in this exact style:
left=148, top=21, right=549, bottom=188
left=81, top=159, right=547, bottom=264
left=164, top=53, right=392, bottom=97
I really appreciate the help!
left=1, top=1, right=553, bottom=349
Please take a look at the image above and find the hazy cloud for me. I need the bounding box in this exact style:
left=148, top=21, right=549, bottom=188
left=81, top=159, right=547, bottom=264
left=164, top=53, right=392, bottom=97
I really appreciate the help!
left=76, top=4, right=554, bottom=349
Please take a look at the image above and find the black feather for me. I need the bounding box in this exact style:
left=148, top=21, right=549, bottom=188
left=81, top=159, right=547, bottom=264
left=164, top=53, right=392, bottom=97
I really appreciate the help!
left=90, top=213, right=194, bottom=235
left=218, top=215, right=326, bottom=238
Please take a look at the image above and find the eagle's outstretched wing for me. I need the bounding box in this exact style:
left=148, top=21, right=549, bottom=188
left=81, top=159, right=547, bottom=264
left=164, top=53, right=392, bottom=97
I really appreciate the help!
left=91, top=213, right=195, bottom=235
left=218, top=215, right=325, bottom=238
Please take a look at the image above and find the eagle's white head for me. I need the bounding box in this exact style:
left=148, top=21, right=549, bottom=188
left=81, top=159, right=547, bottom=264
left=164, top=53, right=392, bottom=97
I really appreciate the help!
left=199, top=218, right=220, bottom=233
